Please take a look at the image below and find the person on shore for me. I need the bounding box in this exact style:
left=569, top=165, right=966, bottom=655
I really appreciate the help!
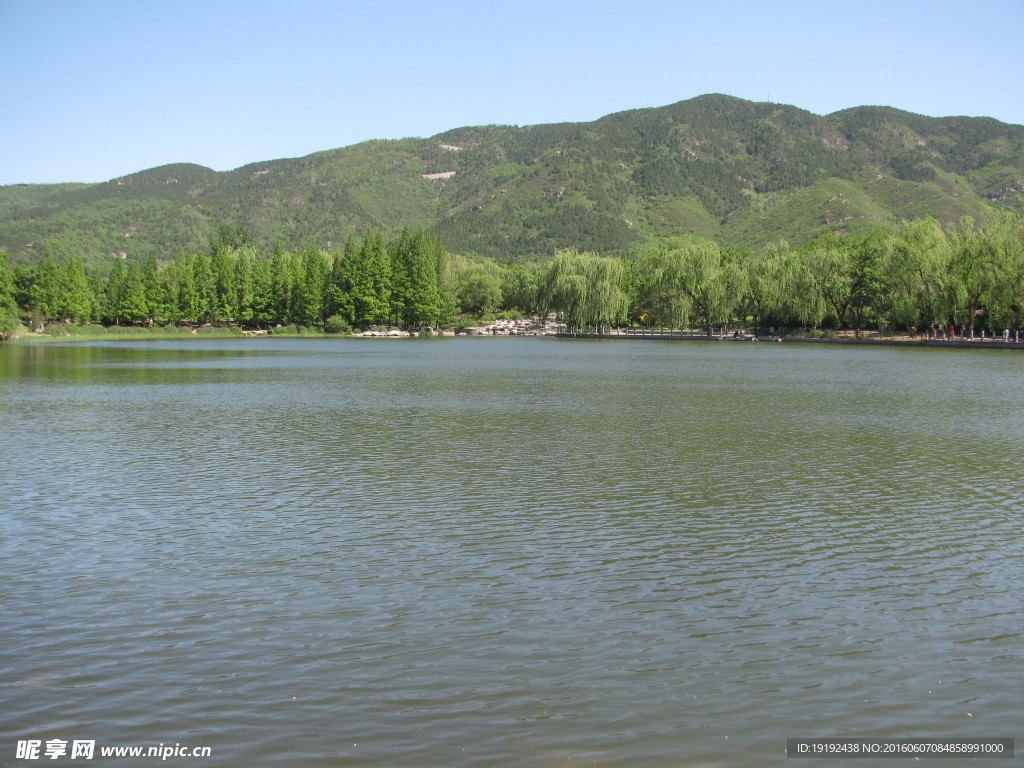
left=1003, top=328, right=1010, bottom=342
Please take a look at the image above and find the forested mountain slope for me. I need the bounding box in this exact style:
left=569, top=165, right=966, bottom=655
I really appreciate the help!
left=3, top=94, right=1022, bottom=267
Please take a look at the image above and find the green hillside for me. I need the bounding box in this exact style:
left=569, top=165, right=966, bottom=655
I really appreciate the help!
left=2, top=94, right=1022, bottom=267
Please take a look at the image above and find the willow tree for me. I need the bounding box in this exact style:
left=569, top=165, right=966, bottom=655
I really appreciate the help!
left=635, top=236, right=746, bottom=335
left=797, top=242, right=850, bottom=329
left=745, top=240, right=802, bottom=330
left=985, top=213, right=1024, bottom=332
left=537, top=249, right=627, bottom=333
left=887, top=218, right=951, bottom=328
left=630, top=240, right=694, bottom=328
left=945, top=217, right=994, bottom=334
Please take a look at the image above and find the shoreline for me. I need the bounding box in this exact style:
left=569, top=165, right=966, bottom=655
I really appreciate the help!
left=559, top=330, right=1024, bottom=350
left=6, top=325, right=1023, bottom=351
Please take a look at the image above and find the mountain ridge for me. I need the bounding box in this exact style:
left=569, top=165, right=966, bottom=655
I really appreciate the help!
left=2, top=94, right=1022, bottom=267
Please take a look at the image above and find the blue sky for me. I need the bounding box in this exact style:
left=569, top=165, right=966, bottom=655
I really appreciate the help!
left=2, top=0, right=1022, bottom=185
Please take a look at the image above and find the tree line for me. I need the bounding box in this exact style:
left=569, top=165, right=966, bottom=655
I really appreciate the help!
left=540, top=214, right=1024, bottom=336
left=0, top=227, right=527, bottom=335
left=2, top=214, right=1023, bottom=339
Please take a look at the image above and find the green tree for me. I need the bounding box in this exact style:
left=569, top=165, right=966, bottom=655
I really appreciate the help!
left=797, top=239, right=850, bottom=328
left=293, top=247, right=329, bottom=325
left=887, top=218, right=951, bottom=330
left=450, top=254, right=503, bottom=315
left=500, top=263, right=540, bottom=314
left=631, top=236, right=745, bottom=334
left=166, top=254, right=199, bottom=324
left=30, top=256, right=63, bottom=320
left=945, top=217, right=991, bottom=335
left=351, top=231, right=392, bottom=326
left=191, top=253, right=215, bottom=323
left=744, top=240, right=802, bottom=330
left=846, top=232, right=890, bottom=336
left=980, top=213, right=1024, bottom=333
left=141, top=254, right=165, bottom=324
left=268, top=250, right=292, bottom=325
left=630, top=239, right=695, bottom=327
left=537, top=249, right=628, bottom=333
left=119, top=261, right=150, bottom=325
left=249, top=257, right=276, bottom=328
left=102, top=259, right=126, bottom=325
left=390, top=227, right=444, bottom=328
left=0, top=253, right=21, bottom=338
left=209, top=245, right=236, bottom=323
left=232, top=247, right=256, bottom=326
left=326, top=235, right=358, bottom=323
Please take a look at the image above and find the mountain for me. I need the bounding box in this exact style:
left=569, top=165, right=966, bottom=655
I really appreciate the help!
left=2, top=94, right=1022, bottom=267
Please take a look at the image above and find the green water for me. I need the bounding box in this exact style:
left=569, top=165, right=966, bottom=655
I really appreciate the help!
left=1, top=337, right=1021, bottom=766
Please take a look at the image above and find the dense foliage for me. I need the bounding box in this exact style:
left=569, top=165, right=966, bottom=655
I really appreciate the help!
left=4, top=228, right=471, bottom=334
left=5, top=213, right=1023, bottom=341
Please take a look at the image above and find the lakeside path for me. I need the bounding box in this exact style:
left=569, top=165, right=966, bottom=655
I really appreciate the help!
left=558, top=329, right=1024, bottom=351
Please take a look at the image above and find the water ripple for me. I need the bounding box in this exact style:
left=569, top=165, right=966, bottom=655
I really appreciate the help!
left=2, top=339, right=1022, bottom=766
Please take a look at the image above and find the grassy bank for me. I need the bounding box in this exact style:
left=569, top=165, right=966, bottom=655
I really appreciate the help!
left=4, top=322, right=365, bottom=343
left=9, top=324, right=245, bottom=343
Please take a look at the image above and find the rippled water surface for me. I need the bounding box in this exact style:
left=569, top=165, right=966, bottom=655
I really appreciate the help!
left=2, top=337, right=1021, bottom=766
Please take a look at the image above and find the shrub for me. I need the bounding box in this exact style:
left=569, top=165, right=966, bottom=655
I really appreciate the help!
left=324, top=315, right=352, bottom=335
left=270, top=324, right=323, bottom=336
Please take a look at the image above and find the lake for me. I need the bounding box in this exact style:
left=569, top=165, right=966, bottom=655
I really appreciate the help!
left=1, top=337, right=1021, bottom=766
